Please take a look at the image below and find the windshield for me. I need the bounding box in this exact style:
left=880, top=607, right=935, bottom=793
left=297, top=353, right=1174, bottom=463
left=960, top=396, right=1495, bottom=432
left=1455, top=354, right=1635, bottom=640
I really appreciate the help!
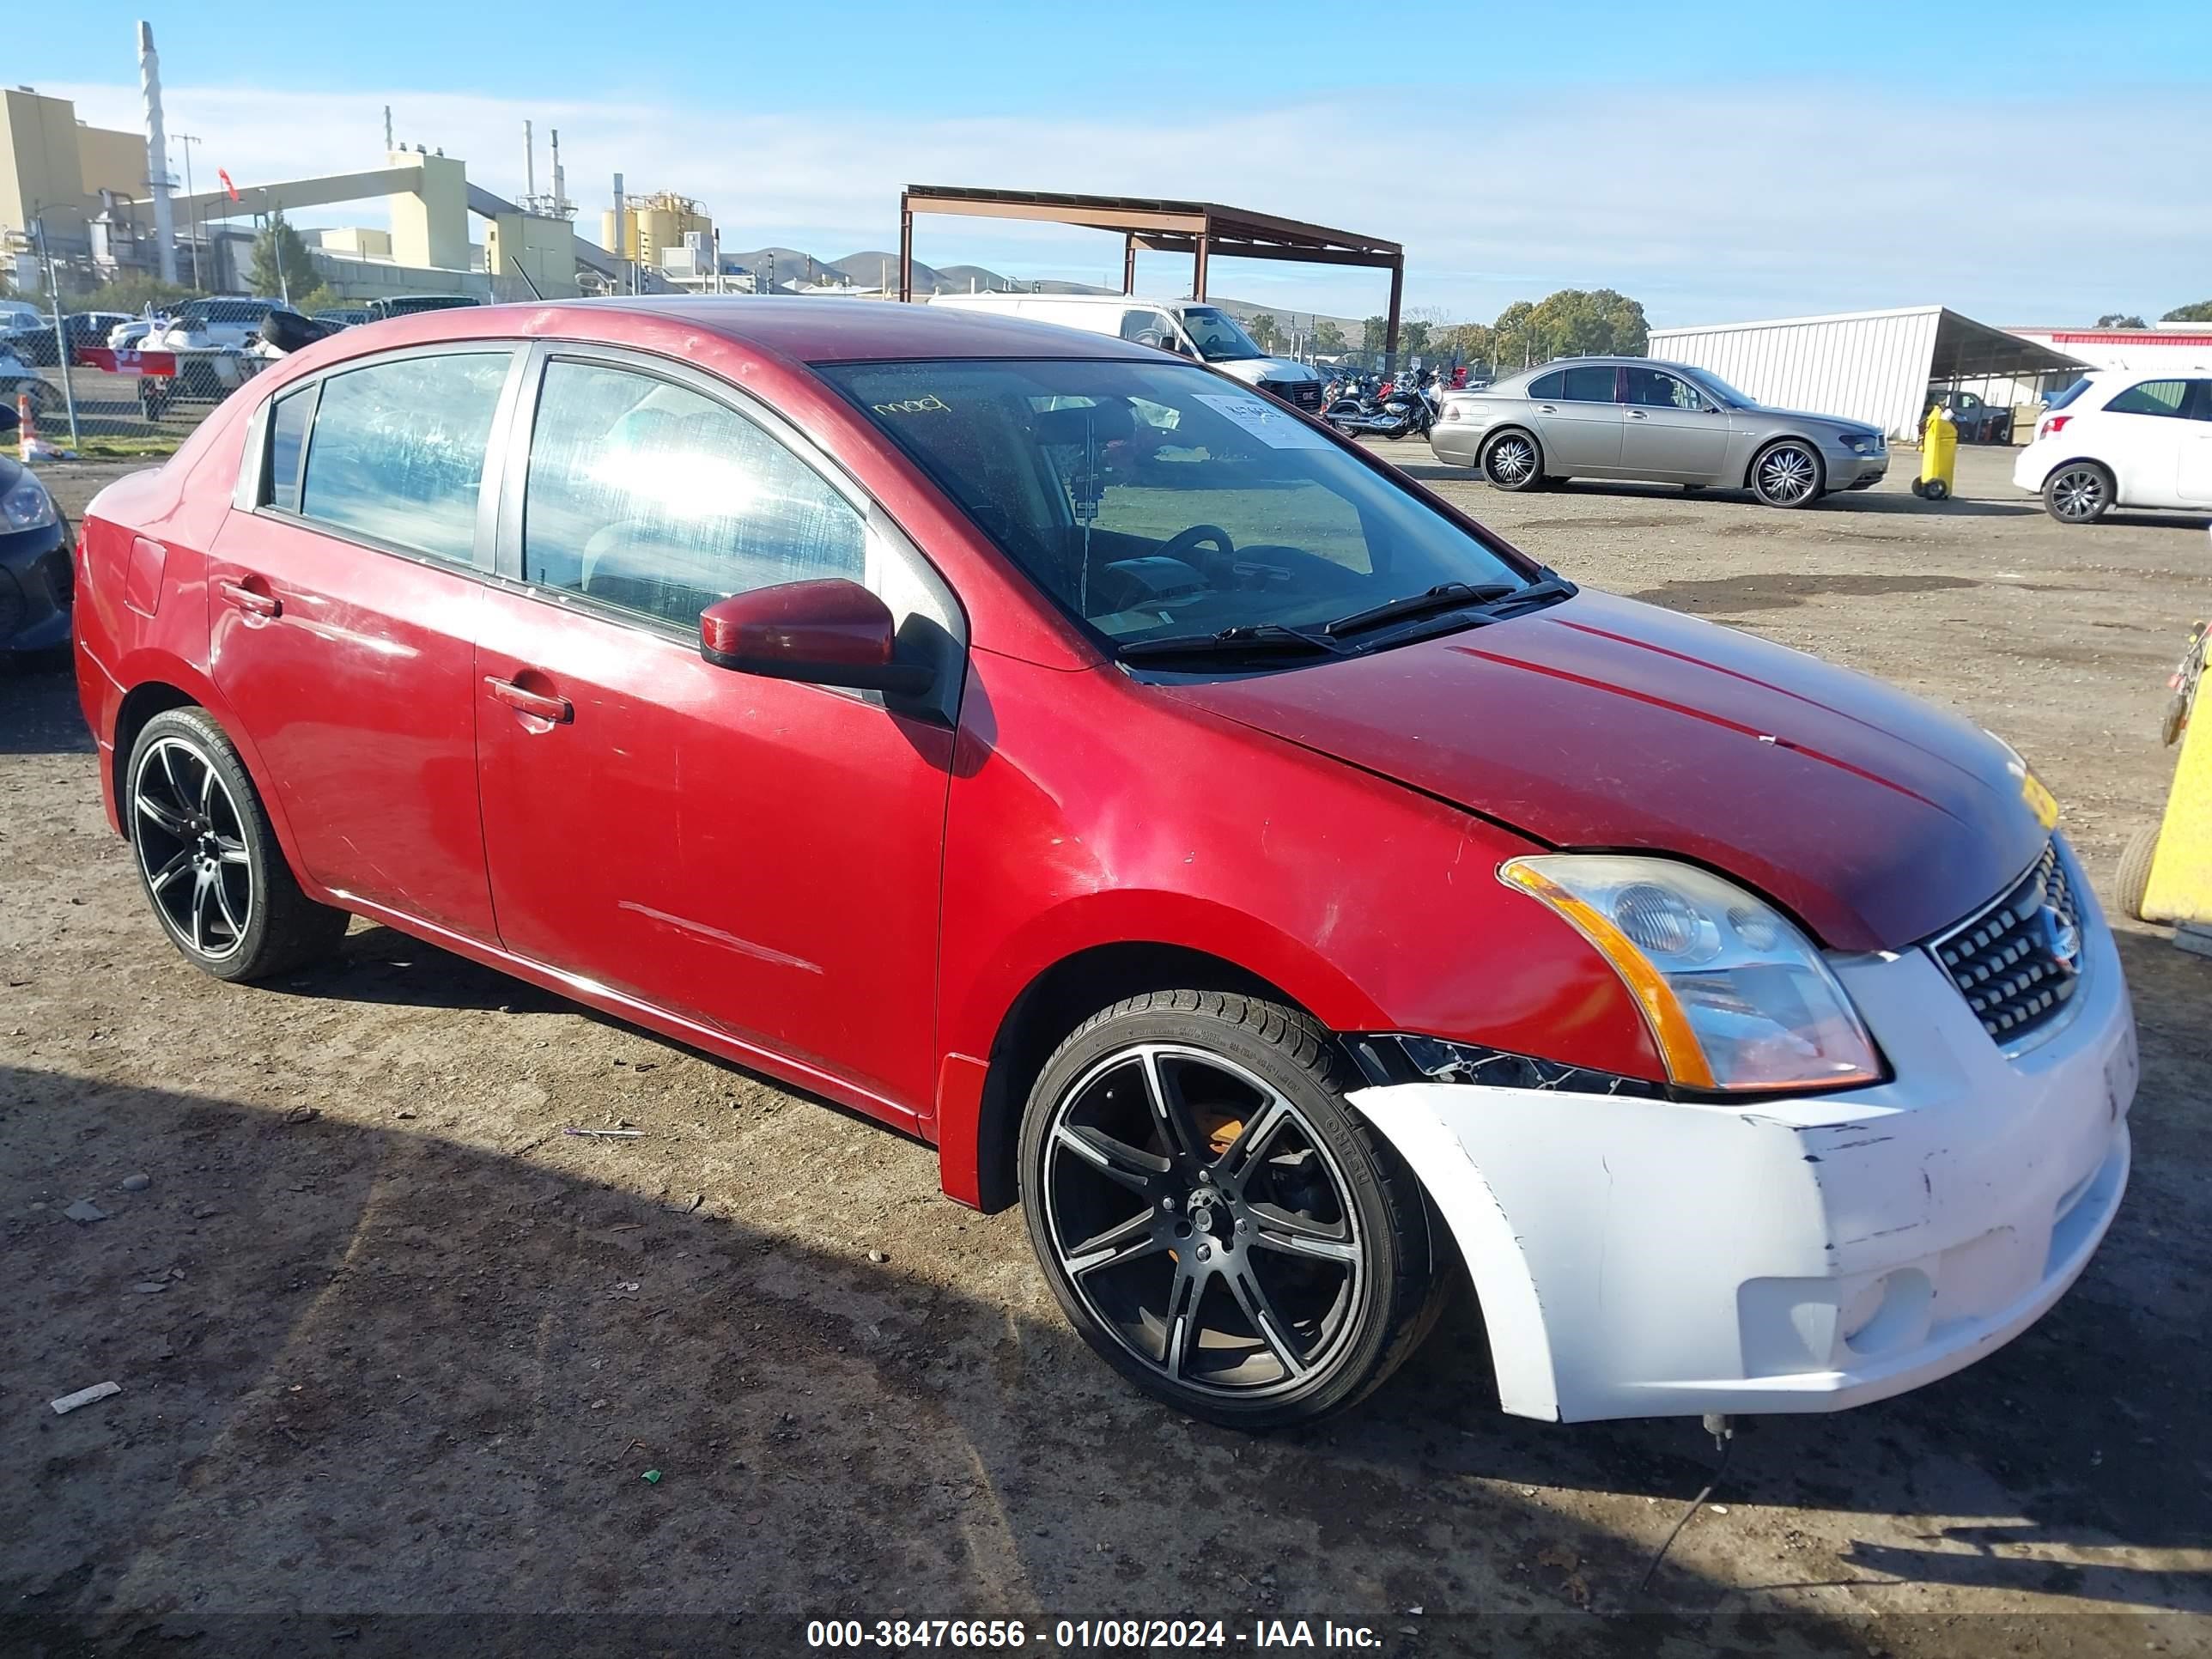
left=1680, top=367, right=1758, bottom=410
left=825, top=358, right=1538, bottom=654
left=1177, top=307, right=1265, bottom=363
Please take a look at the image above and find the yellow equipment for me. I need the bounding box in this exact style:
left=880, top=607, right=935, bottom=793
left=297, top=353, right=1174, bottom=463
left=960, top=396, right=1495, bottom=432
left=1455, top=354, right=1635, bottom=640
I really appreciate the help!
left=2121, top=621, right=2210, bottom=951
left=1911, top=403, right=1957, bottom=501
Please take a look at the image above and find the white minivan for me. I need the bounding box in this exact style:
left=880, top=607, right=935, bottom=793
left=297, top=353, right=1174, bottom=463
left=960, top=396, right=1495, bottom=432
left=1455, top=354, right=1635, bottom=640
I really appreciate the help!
left=930, top=292, right=1325, bottom=411
left=2014, top=371, right=2212, bottom=523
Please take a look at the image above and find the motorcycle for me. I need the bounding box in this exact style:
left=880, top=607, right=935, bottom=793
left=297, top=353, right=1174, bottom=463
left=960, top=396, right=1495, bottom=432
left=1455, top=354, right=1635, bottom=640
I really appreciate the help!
left=1324, top=380, right=1437, bottom=441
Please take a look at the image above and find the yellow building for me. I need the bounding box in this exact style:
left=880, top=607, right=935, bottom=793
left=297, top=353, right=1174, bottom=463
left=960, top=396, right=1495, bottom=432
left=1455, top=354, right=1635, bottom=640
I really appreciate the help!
left=1, top=88, right=146, bottom=249
left=599, top=191, right=711, bottom=268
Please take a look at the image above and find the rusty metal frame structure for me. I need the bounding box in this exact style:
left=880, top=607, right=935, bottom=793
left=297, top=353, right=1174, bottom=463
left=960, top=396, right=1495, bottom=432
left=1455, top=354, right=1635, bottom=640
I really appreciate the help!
left=897, top=185, right=1405, bottom=364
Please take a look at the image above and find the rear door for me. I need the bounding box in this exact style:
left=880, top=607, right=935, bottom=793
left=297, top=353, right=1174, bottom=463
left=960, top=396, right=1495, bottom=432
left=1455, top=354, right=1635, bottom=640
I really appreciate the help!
left=205, top=345, right=524, bottom=942
left=1531, top=363, right=1623, bottom=475
left=1619, top=365, right=1731, bottom=481
left=2097, top=377, right=2192, bottom=507
left=473, top=346, right=963, bottom=1117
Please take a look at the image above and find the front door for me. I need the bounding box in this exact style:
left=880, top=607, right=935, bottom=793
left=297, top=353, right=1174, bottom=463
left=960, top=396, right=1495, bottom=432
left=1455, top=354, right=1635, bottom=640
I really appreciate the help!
left=1619, top=365, right=1733, bottom=482
left=1531, top=362, right=1623, bottom=474
left=474, top=349, right=961, bottom=1117
left=2178, top=380, right=2212, bottom=505
left=204, top=347, right=520, bottom=942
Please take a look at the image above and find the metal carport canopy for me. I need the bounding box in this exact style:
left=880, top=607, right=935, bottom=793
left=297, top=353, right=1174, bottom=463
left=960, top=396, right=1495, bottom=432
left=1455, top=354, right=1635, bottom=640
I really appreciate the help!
left=896, top=185, right=1406, bottom=362
left=1928, top=308, right=2085, bottom=382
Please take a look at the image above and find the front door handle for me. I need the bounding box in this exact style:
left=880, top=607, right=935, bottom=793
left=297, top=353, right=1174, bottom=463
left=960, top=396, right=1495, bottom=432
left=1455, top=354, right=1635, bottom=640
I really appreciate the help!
left=485, top=676, right=574, bottom=724
left=215, top=577, right=281, bottom=618
left=1627, top=410, right=1649, bottom=420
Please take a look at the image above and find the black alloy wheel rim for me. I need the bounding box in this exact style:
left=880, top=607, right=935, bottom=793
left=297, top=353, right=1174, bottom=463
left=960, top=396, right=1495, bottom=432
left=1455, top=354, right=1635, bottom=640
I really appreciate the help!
left=2051, top=466, right=2106, bottom=521
left=132, top=736, right=253, bottom=960
left=1042, top=1044, right=1365, bottom=1400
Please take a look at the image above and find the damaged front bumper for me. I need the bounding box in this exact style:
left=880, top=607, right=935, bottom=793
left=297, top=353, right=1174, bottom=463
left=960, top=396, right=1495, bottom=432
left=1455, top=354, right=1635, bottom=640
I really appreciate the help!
left=1347, top=874, right=2136, bottom=1425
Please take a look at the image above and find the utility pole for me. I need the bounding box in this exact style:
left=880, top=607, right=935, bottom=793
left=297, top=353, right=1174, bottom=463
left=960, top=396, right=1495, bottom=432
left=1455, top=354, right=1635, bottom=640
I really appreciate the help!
left=176, top=133, right=203, bottom=289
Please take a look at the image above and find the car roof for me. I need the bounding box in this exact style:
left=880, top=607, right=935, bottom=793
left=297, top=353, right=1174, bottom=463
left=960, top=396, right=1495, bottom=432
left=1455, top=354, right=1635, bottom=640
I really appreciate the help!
left=442, top=295, right=1164, bottom=364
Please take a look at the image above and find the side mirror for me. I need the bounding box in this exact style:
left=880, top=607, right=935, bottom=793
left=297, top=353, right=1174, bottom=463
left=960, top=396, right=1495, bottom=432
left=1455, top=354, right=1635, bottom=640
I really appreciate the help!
left=699, top=579, right=932, bottom=696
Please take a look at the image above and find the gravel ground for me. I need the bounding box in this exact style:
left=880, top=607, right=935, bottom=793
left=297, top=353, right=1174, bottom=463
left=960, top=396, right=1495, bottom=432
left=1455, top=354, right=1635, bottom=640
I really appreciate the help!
left=4, top=446, right=2209, bottom=1657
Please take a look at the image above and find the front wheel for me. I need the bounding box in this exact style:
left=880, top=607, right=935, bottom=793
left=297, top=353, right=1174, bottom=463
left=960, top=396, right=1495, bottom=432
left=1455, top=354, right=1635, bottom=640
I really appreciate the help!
left=2044, top=460, right=2113, bottom=524
left=1481, top=429, right=1545, bottom=491
left=1019, top=991, right=1445, bottom=1428
left=1751, top=439, right=1824, bottom=507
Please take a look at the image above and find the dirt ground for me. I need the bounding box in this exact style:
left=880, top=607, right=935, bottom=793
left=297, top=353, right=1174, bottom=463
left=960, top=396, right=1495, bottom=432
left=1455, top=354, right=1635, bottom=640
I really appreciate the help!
left=4, top=446, right=2209, bottom=1658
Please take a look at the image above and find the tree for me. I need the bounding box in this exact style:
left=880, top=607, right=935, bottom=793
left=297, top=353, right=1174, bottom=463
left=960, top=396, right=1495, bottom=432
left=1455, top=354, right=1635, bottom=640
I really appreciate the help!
left=248, top=211, right=319, bottom=306
left=1436, top=321, right=1496, bottom=371
left=1361, top=314, right=1389, bottom=355
left=1399, top=318, right=1432, bottom=360
left=1248, top=313, right=1279, bottom=351
left=62, top=272, right=205, bottom=314
left=1310, top=319, right=1347, bottom=356
left=2096, top=313, right=2147, bottom=329
left=2164, top=301, right=2212, bottom=322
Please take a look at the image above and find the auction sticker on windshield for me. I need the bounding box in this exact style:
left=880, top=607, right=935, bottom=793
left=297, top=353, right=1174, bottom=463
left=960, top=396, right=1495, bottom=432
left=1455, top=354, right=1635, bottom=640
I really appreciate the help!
left=1194, top=392, right=1331, bottom=449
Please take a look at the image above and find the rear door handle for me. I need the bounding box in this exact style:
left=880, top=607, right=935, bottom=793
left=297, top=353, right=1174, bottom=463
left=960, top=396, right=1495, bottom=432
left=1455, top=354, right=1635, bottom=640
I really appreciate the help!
left=214, top=577, right=280, bottom=617
left=1627, top=410, right=1649, bottom=420
left=485, top=676, right=574, bottom=724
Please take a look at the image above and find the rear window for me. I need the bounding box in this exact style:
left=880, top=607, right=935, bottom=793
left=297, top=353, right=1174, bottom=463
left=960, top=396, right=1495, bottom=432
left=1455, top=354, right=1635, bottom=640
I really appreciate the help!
left=2105, top=380, right=2190, bottom=418
left=2045, top=378, right=2093, bottom=410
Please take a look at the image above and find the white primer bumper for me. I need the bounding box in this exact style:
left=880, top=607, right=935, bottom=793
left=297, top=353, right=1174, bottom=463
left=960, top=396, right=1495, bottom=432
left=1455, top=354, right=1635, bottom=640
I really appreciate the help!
left=1350, top=869, right=2136, bottom=1424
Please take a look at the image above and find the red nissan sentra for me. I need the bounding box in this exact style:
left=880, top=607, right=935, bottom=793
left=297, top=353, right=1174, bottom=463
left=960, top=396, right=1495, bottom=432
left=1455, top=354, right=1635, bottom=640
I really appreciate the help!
left=73, top=300, right=2136, bottom=1428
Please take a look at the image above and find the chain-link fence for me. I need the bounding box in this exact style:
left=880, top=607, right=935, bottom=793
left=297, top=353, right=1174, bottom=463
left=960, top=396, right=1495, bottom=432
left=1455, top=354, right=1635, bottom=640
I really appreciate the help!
left=5, top=348, right=240, bottom=450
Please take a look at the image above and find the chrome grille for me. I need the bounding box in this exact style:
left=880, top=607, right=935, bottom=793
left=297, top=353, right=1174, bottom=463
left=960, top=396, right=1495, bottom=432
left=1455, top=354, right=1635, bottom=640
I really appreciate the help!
left=1929, top=842, right=2084, bottom=1047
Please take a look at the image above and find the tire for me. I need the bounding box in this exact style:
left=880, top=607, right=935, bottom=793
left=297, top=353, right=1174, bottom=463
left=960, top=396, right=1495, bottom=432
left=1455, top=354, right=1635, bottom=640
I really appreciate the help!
left=1923, top=478, right=1950, bottom=501
left=2044, top=460, right=2113, bottom=525
left=2116, top=824, right=2160, bottom=922
left=1751, top=439, right=1824, bottom=507
left=1910, top=478, right=1926, bottom=499
left=125, top=707, right=349, bottom=982
left=1019, top=989, right=1445, bottom=1429
left=1480, top=429, right=1545, bottom=492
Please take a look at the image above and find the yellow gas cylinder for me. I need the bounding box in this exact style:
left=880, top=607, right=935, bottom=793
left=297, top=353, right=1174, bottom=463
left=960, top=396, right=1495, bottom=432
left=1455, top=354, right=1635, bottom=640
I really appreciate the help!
left=1912, top=404, right=1958, bottom=501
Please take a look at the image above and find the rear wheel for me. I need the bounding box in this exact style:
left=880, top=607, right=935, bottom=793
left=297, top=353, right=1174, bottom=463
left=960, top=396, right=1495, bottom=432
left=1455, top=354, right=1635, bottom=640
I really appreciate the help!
left=126, top=708, right=349, bottom=982
left=2044, top=461, right=2113, bottom=524
left=1019, top=991, right=1444, bottom=1428
left=1751, top=439, right=1824, bottom=507
left=1480, top=429, right=1544, bottom=492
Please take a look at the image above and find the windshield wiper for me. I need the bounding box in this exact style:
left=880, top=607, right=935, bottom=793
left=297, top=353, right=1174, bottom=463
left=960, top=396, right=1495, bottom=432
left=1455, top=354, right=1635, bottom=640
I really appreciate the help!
left=1115, top=623, right=1339, bottom=664
left=1322, top=580, right=1517, bottom=637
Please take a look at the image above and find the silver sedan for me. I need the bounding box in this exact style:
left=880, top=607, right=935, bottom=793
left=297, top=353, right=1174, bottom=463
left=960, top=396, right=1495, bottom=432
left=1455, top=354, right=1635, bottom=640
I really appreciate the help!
left=1429, top=357, right=1888, bottom=507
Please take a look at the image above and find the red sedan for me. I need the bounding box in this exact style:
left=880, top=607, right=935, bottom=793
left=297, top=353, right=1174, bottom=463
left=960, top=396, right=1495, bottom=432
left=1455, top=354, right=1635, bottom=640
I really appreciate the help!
left=73, top=299, right=2134, bottom=1429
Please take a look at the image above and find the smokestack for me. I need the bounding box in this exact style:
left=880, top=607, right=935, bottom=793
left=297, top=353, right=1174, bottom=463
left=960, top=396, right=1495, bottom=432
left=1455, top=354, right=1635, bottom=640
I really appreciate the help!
left=550, top=128, right=563, bottom=216
left=384, top=104, right=392, bottom=149
left=137, top=21, right=178, bottom=284
left=524, top=119, right=535, bottom=204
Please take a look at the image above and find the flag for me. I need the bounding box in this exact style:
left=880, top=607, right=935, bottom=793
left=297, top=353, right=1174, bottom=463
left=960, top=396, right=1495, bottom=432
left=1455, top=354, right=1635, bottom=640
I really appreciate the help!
left=218, top=168, right=240, bottom=203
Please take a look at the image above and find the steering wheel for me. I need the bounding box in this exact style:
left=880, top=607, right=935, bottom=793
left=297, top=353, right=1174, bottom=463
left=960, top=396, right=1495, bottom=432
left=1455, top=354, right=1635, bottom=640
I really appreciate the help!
left=1159, top=524, right=1236, bottom=583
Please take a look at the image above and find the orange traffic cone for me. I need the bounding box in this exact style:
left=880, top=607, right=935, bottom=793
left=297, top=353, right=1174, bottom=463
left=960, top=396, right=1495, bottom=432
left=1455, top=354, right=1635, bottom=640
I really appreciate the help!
left=15, top=392, right=33, bottom=462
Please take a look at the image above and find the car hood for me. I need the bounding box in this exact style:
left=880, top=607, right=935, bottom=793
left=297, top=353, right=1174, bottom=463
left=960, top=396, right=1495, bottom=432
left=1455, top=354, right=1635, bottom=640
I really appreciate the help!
left=1152, top=590, right=2046, bottom=951
left=1741, top=404, right=1878, bottom=438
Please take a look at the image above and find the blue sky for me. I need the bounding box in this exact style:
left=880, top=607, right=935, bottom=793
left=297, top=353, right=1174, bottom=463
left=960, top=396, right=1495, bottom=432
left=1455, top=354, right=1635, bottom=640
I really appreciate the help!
left=29, top=1, right=2212, bottom=325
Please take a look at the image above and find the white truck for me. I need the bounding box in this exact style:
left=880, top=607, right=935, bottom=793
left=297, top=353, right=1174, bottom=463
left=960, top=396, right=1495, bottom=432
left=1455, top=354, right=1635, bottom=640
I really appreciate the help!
left=929, top=292, right=1325, bottom=412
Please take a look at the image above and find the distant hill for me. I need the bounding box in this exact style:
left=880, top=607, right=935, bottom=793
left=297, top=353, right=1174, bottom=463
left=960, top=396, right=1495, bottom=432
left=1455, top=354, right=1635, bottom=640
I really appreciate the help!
left=724, top=241, right=1364, bottom=333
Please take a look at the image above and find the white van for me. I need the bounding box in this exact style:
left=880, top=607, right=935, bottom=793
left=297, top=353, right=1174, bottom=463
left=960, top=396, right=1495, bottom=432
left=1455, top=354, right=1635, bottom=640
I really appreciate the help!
left=929, top=292, right=1325, bottom=412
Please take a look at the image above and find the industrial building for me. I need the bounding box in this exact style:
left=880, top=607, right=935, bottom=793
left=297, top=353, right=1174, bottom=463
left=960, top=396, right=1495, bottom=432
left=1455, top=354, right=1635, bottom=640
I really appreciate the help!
left=1649, top=305, right=2087, bottom=441
left=0, top=86, right=149, bottom=257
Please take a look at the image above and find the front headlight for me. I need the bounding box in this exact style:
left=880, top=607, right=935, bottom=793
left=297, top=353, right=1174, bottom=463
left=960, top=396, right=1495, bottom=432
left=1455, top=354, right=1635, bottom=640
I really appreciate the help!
left=1838, top=432, right=1879, bottom=455
left=1500, top=855, right=1882, bottom=1093
left=2, top=475, right=57, bottom=532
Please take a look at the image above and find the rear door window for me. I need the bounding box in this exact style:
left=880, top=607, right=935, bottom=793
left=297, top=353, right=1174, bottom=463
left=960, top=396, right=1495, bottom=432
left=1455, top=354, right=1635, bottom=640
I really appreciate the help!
left=296, top=351, right=511, bottom=567
left=2105, top=380, right=2191, bottom=418
left=1527, top=370, right=1565, bottom=398
left=520, top=359, right=866, bottom=630
left=265, top=387, right=313, bottom=513
left=1559, top=365, right=1620, bottom=403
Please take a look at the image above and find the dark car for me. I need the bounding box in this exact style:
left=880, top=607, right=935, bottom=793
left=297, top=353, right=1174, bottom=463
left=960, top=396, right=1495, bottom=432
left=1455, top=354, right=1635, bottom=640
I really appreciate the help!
left=71, top=299, right=2133, bottom=1431
left=0, top=410, right=73, bottom=655
left=1927, top=388, right=2014, bottom=445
